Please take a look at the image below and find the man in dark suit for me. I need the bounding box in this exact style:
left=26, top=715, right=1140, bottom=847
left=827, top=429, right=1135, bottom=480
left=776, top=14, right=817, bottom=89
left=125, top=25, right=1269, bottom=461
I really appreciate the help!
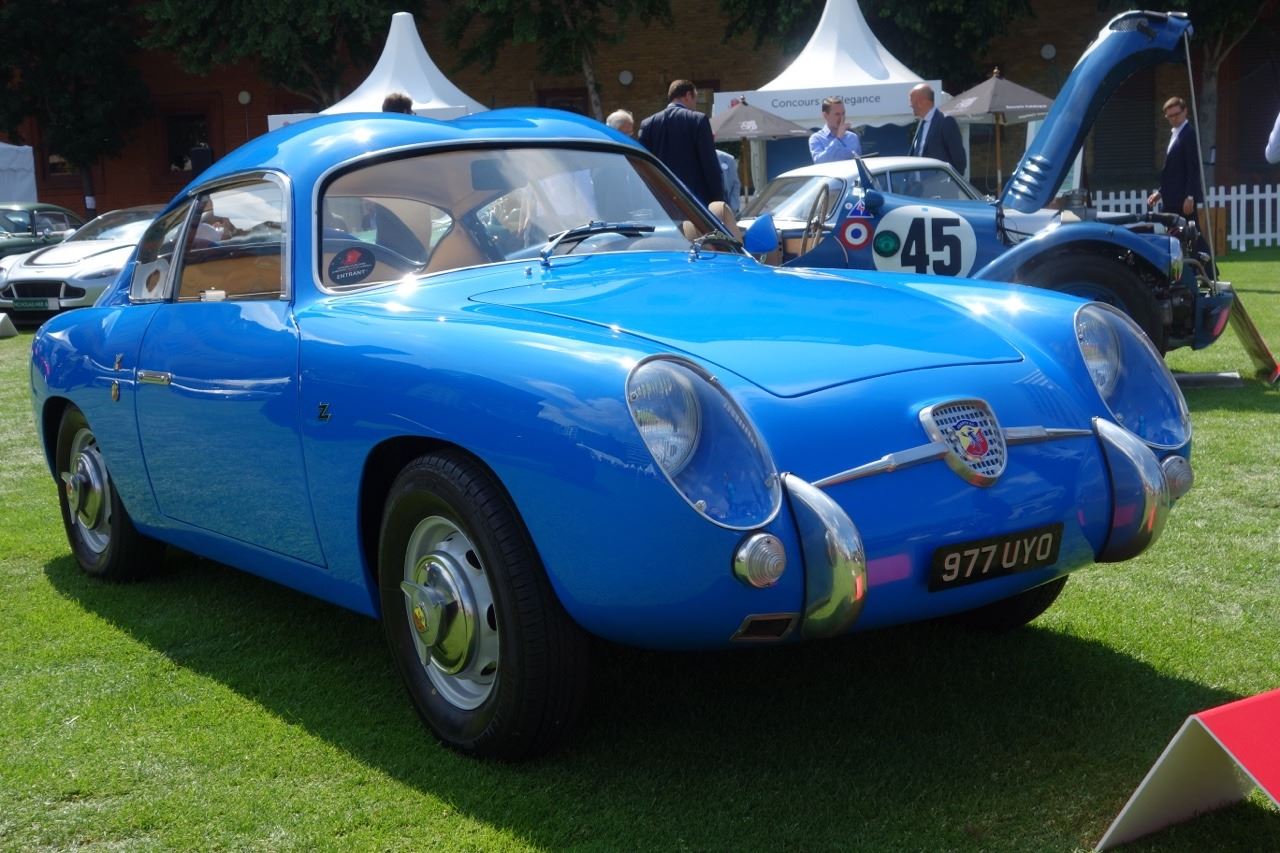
left=638, top=80, right=724, bottom=206
left=908, top=83, right=966, bottom=174
left=1147, top=96, right=1202, bottom=220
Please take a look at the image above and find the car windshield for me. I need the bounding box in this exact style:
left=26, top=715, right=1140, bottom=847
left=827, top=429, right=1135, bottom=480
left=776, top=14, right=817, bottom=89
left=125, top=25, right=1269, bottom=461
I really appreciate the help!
left=883, top=167, right=982, bottom=201
left=319, top=146, right=731, bottom=290
left=70, top=208, right=160, bottom=242
left=741, top=176, right=846, bottom=222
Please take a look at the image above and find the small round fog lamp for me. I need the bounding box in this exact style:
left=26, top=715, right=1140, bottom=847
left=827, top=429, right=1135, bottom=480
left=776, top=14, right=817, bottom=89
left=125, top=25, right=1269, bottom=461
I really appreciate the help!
left=733, top=533, right=787, bottom=588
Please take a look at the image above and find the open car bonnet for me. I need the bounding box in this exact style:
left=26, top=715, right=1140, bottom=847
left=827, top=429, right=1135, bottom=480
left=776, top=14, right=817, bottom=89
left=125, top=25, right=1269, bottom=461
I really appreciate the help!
left=1000, top=11, right=1193, bottom=213
left=468, top=255, right=1022, bottom=397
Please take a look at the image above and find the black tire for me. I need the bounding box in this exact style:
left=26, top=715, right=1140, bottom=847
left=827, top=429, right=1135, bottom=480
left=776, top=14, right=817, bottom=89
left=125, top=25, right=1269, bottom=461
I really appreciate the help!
left=948, top=576, right=1068, bottom=631
left=1018, top=254, right=1167, bottom=353
left=54, top=406, right=166, bottom=581
left=377, top=450, right=590, bottom=759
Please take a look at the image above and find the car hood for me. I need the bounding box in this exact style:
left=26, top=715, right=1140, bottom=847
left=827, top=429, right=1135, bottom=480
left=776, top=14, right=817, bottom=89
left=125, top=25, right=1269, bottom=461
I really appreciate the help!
left=16, top=239, right=132, bottom=269
left=1000, top=11, right=1191, bottom=213
left=467, top=254, right=1022, bottom=397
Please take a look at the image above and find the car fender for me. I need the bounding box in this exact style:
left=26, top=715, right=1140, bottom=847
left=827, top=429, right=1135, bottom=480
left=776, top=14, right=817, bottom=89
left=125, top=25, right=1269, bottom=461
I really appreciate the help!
left=972, top=222, right=1170, bottom=284
left=294, top=302, right=807, bottom=648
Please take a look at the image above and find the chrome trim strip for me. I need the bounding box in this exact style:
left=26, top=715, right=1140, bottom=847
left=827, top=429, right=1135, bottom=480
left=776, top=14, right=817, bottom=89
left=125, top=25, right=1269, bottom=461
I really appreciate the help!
left=784, top=474, right=867, bottom=639
left=1094, top=417, right=1174, bottom=562
left=813, top=442, right=949, bottom=488
left=1004, top=426, right=1094, bottom=443
left=814, top=424, right=1092, bottom=490
left=137, top=370, right=172, bottom=386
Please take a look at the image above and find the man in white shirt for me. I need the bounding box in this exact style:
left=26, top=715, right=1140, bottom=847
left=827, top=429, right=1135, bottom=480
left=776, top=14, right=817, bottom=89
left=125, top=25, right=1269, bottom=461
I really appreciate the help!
left=809, top=97, right=860, bottom=163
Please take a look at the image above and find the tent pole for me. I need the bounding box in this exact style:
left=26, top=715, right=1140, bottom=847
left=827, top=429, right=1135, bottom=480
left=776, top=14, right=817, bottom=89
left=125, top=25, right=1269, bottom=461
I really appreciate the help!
left=995, top=114, right=1004, bottom=190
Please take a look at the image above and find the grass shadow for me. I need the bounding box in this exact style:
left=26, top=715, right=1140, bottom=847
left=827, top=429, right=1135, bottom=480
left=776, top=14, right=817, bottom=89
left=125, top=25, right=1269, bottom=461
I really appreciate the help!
left=44, top=552, right=1279, bottom=850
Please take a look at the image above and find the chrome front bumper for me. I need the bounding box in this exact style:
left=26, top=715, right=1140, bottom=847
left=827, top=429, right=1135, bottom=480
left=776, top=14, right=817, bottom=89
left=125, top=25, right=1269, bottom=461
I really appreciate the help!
left=1094, top=417, right=1192, bottom=562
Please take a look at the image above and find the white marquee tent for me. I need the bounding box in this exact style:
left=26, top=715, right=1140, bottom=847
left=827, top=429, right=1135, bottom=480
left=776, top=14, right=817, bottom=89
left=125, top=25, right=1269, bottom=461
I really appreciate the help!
left=0, top=141, right=37, bottom=202
left=268, top=12, right=486, bottom=131
left=711, top=0, right=940, bottom=129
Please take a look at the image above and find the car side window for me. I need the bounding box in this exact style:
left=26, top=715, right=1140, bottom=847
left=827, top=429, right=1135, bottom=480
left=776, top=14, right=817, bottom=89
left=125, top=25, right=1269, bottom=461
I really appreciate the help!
left=129, top=203, right=193, bottom=302
left=176, top=180, right=286, bottom=302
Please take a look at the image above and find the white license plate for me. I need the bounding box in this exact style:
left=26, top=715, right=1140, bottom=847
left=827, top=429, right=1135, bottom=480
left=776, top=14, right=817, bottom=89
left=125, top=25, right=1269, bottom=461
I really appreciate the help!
left=929, top=523, right=1063, bottom=591
left=12, top=297, right=57, bottom=311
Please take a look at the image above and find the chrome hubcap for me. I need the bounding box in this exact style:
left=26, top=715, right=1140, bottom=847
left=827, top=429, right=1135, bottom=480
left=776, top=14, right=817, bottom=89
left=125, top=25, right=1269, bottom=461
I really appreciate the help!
left=60, top=427, right=112, bottom=555
left=400, top=516, right=498, bottom=710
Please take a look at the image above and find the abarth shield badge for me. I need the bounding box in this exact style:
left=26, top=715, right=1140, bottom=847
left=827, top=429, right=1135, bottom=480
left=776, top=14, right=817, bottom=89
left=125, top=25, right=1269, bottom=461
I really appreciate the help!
left=919, top=399, right=1007, bottom=487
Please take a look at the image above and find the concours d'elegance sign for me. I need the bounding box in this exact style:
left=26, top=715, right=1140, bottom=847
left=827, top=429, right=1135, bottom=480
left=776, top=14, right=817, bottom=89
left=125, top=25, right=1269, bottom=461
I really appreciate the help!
left=713, top=80, right=940, bottom=126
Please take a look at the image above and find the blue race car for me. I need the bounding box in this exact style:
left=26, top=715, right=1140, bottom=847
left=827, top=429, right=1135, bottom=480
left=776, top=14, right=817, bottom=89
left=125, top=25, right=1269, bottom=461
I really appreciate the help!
left=746, top=10, right=1231, bottom=356
left=31, top=107, right=1194, bottom=758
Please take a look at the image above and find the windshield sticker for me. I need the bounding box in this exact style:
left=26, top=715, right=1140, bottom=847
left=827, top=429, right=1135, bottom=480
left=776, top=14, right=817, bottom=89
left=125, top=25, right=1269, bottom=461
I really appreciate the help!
left=328, top=246, right=376, bottom=284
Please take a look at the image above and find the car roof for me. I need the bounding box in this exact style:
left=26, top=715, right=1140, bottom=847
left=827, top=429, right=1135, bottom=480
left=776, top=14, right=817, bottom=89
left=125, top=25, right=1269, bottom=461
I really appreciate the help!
left=0, top=201, right=79, bottom=214
left=182, top=108, right=639, bottom=202
left=775, top=156, right=952, bottom=180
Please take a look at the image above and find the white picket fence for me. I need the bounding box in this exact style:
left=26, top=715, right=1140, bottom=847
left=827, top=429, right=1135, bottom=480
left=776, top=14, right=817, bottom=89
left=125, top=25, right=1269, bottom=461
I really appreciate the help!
left=1094, top=185, right=1280, bottom=252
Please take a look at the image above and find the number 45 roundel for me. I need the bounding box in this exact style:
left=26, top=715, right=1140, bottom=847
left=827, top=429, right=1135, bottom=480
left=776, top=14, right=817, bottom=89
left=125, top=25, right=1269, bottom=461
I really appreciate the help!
left=871, top=205, right=978, bottom=277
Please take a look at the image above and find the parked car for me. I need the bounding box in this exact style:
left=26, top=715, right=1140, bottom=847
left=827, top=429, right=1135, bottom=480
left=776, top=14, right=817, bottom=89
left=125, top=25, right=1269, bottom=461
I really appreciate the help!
left=0, top=202, right=84, bottom=260
left=741, top=155, right=1056, bottom=260
left=748, top=10, right=1230, bottom=356
left=0, top=205, right=162, bottom=320
left=31, top=108, right=1195, bottom=759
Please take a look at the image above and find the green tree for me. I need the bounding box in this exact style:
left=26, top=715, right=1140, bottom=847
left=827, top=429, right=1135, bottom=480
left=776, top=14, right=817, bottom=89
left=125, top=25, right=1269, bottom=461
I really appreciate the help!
left=140, top=0, right=406, bottom=108
left=0, top=0, right=151, bottom=217
left=718, top=0, right=1032, bottom=93
left=442, top=0, right=673, bottom=121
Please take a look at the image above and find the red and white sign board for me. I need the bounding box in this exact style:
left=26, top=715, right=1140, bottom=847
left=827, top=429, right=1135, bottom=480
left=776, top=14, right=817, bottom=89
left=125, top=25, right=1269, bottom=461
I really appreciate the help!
left=1095, top=688, right=1280, bottom=850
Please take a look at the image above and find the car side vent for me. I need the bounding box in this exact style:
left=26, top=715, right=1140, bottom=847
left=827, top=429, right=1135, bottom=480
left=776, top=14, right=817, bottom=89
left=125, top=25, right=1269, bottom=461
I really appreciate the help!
left=1109, top=15, right=1155, bottom=37
left=732, top=614, right=797, bottom=642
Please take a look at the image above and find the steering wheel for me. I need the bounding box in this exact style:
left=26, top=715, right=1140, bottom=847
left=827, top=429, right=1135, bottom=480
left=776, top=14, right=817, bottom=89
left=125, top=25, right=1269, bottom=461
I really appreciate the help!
left=798, top=184, right=831, bottom=257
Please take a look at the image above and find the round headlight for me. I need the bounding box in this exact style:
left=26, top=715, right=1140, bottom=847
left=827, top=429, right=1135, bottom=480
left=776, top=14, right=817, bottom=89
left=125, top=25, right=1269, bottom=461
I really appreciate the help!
left=1074, top=302, right=1190, bottom=448
left=1075, top=302, right=1121, bottom=396
left=628, top=359, right=701, bottom=476
left=626, top=356, right=781, bottom=529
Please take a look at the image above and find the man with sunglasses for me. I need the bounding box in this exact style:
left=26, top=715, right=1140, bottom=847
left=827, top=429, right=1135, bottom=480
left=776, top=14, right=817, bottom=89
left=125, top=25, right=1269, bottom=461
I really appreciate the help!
left=1147, top=97, right=1201, bottom=220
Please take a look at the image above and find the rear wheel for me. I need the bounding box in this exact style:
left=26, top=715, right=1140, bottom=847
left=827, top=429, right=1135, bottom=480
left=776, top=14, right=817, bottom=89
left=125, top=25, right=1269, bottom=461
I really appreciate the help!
left=378, top=450, right=590, bottom=759
left=54, top=406, right=166, bottom=581
left=1019, top=255, right=1166, bottom=352
left=948, top=576, right=1068, bottom=631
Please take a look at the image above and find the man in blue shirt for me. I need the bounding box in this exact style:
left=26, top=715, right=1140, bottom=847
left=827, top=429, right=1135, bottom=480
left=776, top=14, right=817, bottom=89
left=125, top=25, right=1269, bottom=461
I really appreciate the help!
left=809, top=97, right=861, bottom=163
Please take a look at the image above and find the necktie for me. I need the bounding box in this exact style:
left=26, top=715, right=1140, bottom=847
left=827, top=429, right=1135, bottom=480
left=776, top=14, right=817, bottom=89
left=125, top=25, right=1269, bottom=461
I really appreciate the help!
left=912, top=120, right=926, bottom=156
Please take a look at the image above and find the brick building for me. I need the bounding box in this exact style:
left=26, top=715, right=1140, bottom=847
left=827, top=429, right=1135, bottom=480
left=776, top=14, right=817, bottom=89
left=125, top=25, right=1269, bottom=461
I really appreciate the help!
left=9, top=1, right=1278, bottom=216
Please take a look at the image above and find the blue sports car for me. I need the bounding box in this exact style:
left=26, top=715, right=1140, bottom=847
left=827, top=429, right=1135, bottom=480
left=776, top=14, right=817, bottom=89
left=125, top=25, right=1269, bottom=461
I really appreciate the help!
left=31, top=107, right=1194, bottom=758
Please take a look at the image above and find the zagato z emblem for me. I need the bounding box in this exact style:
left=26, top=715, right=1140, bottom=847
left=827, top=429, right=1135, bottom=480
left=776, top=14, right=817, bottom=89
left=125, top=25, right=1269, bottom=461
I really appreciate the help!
left=317, top=402, right=332, bottom=422
left=919, top=399, right=1007, bottom=487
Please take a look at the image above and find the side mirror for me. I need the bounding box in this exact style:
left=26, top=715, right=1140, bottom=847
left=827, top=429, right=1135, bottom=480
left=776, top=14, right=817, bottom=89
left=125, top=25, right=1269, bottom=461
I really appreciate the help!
left=742, top=213, right=779, bottom=254
left=40, top=226, right=53, bottom=239
left=861, top=190, right=885, bottom=213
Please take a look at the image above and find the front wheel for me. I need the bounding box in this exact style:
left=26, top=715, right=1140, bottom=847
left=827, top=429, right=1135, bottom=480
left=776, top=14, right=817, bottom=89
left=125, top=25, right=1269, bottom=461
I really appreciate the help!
left=378, top=450, right=590, bottom=759
left=1018, top=255, right=1166, bottom=353
left=54, top=406, right=166, bottom=581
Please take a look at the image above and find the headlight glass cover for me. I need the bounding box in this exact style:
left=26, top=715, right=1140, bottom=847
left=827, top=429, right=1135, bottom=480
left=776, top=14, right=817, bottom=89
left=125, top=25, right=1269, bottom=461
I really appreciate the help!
left=627, top=356, right=781, bottom=529
left=1075, top=302, right=1190, bottom=448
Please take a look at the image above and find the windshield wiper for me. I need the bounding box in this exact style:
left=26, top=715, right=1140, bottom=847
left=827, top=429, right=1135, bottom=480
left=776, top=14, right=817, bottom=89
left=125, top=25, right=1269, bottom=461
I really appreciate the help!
left=688, top=229, right=742, bottom=260
left=539, top=220, right=655, bottom=267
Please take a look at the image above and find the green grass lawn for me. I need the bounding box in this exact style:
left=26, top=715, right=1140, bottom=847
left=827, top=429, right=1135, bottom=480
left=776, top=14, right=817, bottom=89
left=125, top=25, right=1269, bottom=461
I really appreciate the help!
left=2, top=254, right=1279, bottom=851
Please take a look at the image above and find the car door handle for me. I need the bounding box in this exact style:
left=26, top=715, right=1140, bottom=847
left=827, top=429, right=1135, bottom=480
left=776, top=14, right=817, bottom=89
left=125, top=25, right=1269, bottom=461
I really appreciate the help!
left=137, top=369, right=172, bottom=385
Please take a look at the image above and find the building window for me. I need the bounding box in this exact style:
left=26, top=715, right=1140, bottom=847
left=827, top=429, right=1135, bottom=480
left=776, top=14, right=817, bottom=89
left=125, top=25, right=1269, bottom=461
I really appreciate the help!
left=536, top=88, right=589, bottom=115
left=166, top=113, right=210, bottom=173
